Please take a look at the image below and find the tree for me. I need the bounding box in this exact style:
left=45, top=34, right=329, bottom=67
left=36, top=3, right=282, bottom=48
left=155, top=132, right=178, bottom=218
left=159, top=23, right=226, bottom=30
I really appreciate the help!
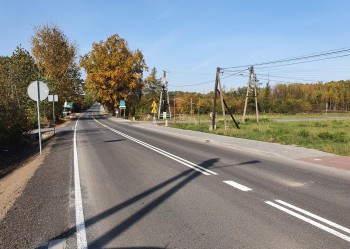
left=80, top=34, right=147, bottom=115
left=259, top=82, right=272, bottom=113
left=0, top=46, right=38, bottom=149
left=137, top=68, right=162, bottom=116
left=31, top=24, right=80, bottom=104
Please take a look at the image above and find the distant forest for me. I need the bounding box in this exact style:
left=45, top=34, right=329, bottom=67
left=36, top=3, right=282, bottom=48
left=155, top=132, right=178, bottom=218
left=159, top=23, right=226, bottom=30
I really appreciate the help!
left=158, top=80, right=350, bottom=117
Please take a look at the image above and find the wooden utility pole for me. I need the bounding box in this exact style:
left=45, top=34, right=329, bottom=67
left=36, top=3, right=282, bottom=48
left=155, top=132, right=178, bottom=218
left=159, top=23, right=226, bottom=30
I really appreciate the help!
left=158, top=86, right=163, bottom=119
left=242, top=66, right=259, bottom=123
left=254, top=73, right=259, bottom=122
left=212, top=67, right=240, bottom=130
left=212, top=67, right=220, bottom=130
left=165, top=71, right=172, bottom=118
left=217, top=70, right=227, bottom=130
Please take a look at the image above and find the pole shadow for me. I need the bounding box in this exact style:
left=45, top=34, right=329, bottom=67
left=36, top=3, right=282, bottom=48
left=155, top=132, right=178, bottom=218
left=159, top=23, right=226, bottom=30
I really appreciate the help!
left=46, top=158, right=219, bottom=248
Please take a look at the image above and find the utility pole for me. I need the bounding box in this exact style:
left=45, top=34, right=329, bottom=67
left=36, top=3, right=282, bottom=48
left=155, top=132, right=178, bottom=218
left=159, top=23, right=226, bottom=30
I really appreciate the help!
left=218, top=71, right=227, bottom=130
left=197, top=97, right=200, bottom=124
left=158, top=70, right=172, bottom=119
left=242, top=66, right=259, bottom=123
left=158, top=86, right=163, bottom=119
left=254, top=73, right=259, bottom=122
left=212, top=67, right=220, bottom=130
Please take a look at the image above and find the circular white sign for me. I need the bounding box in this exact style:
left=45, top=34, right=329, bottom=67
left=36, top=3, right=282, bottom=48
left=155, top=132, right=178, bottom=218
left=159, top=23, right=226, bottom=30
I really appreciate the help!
left=27, top=81, right=49, bottom=101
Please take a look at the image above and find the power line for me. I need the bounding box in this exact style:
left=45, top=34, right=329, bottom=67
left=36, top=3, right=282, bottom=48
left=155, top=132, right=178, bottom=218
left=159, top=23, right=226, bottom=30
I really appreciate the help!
left=221, top=47, right=350, bottom=70
left=169, top=79, right=215, bottom=87
left=255, top=73, right=319, bottom=83
left=254, top=53, right=350, bottom=70
left=169, top=69, right=249, bottom=88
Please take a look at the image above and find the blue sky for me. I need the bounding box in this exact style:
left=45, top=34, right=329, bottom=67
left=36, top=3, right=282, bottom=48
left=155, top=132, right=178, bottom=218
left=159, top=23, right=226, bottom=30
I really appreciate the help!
left=1, top=0, right=350, bottom=93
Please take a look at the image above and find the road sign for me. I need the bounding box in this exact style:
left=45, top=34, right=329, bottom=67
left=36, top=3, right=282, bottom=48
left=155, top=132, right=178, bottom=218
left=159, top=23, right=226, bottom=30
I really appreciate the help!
left=27, top=81, right=49, bottom=155
left=27, top=81, right=49, bottom=101
left=151, top=101, right=157, bottom=114
left=48, top=95, right=58, bottom=134
left=48, top=94, right=58, bottom=102
left=120, top=100, right=126, bottom=109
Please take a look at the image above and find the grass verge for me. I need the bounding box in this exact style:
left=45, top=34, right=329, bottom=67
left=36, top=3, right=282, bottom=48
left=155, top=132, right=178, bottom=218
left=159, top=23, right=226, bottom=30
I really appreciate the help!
left=172, top=118, right=350, bottom=156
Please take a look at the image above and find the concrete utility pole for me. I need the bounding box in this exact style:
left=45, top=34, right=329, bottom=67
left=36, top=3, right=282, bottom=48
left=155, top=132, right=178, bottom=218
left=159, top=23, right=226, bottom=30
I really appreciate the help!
left=242, top=66, right=259, bottom=123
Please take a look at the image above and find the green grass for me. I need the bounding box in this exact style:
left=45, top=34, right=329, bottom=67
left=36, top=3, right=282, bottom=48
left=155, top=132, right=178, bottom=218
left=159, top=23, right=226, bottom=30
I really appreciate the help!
left=172, top=118, right=350, bottom=156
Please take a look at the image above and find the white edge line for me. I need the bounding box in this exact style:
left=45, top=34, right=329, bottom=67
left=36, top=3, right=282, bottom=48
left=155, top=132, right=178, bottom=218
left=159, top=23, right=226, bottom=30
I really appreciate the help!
left=74, top=114, right=88, bottom=249
left=223, top=180, right=252, bottom=192
left=275, top=200, right=350, bottom=234
left=94, top=117, right=216, bottom=176
left=265, top=201, right=350, bottom=242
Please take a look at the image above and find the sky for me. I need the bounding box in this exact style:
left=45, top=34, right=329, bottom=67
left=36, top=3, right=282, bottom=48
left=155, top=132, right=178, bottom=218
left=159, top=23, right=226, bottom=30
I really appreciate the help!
left=1, top=0, right=350, bottom=93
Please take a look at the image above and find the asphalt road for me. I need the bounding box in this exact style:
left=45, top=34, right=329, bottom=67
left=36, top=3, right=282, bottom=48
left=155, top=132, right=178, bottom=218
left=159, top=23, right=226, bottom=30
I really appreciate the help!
left=72, top=105, right=350, bottom=248
left=1, top=105, right=349, bottom=249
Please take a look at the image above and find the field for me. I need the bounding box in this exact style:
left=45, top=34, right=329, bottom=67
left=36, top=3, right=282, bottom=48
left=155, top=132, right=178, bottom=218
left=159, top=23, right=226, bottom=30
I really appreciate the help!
left=171, top=114, right=350, bottom=156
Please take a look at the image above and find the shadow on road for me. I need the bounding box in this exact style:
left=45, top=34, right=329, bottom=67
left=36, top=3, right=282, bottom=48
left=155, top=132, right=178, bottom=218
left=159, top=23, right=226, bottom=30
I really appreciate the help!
left=49, top=158, right=219, bottom=248
left=211, top=159, right=261, bottom=169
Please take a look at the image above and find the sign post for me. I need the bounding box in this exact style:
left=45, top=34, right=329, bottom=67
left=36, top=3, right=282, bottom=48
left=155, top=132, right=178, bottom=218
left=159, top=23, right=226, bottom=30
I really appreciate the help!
left=27, top=81, right=49, bottom=154
left=48, top=94, right=58, bottom=134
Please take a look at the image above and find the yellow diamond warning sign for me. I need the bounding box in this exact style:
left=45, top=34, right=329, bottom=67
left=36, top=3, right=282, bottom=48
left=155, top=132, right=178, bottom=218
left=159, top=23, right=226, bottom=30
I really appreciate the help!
left=151, top=101, right=157, bottom=114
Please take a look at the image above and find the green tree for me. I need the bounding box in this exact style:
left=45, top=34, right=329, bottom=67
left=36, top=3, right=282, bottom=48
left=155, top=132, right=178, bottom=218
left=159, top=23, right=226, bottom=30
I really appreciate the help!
left=0, top=46, right=38, bottom=149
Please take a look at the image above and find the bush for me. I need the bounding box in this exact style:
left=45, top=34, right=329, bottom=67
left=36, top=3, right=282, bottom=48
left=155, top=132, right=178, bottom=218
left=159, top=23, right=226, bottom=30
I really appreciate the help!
left=0, top=102, right=32, bottom=150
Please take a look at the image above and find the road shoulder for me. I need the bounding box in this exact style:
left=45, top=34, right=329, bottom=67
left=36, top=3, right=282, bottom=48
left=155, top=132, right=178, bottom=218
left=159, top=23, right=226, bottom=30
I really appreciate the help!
left=0, top=129, right=74, bottom=248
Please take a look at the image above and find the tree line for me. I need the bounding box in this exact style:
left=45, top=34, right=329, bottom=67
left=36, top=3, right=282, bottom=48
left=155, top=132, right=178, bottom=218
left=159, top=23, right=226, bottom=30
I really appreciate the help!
left=160, top=80, right=350, bottom=119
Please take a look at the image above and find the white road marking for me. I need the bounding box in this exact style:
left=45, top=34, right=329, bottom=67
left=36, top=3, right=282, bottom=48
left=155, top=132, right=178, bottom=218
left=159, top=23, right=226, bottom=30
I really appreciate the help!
left=276, top=200, right=350, bottom=234
left=223, top=180, right=252, bottom=192
left=94, top=118, right=217, bottom=176
left=74, top=115, right=88, bottom=249
left=265, top=200, right=350, bottom=243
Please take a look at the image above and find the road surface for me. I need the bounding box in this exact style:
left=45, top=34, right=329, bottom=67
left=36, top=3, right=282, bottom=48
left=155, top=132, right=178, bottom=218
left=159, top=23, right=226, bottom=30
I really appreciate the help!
left=73, top=105, right=350, bottom=248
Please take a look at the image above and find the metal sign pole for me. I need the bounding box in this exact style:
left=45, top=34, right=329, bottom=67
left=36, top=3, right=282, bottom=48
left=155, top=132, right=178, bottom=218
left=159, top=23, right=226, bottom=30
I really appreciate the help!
left=53, top=95, right=56, bottom=134
left=36, top=81, right=42, bottom=154
left=28, top=81, right=49, bottom=155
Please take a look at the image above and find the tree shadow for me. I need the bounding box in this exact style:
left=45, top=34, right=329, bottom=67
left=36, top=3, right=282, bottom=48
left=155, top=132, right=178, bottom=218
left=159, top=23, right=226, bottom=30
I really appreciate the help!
left=47, top=158, right=219, bottom=248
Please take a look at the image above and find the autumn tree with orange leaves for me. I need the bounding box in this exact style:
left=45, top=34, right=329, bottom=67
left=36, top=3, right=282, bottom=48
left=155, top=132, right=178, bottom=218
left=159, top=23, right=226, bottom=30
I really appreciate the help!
left=80, top=34, right=147, bottom=115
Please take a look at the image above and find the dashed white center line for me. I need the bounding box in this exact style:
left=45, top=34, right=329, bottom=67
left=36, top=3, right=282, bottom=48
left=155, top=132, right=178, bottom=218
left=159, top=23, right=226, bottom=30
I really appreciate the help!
left=223, top=180, right=252, bottom=192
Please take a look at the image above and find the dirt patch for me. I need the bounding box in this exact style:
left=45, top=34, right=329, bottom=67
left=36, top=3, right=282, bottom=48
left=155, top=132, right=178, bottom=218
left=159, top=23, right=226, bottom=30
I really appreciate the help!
left=0, top=143, right=53, bottom=220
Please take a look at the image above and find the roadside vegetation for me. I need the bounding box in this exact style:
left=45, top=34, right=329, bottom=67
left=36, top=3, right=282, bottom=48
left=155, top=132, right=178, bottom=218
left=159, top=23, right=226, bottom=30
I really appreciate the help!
left=172, top=116, right=350, bottom=156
